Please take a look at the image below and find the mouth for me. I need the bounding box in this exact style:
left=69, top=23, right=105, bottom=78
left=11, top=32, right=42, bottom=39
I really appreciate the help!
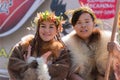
left=80, top=29, right=88, bottom=32
left=43, top=33, right=51, bottom=36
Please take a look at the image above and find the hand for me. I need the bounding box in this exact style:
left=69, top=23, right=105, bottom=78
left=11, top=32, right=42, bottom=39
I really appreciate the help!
left=107, top=42, right=120, bottom=55
left=69, top=73, right=83, bottom=80
left=71, top=65, right=80, bottom=74
left=107, top=42, right=115, bottom=52
left=41, top=51, right=52, bottom=63
left=28, top=60, right=38, bottom=68
left=24, top=45, right=31, bottom=61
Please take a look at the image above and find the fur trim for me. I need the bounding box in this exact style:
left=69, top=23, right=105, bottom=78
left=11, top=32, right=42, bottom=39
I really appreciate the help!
left=21, top=34, right=34, bottom=49
left=26, top=57, right=51, bottom=80
left=36, top=57, right=51, bottom=80
left=62, top=30, right=94, bottom=77
left=27, top=57, right=36, bottom=63
left=21, top=34, right=34, bottom=42
left=95, top=30, right=112, bottom=74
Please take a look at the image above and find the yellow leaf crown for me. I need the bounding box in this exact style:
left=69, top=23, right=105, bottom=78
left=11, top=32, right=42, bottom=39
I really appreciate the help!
left=34, top=11, right=62, bottom=27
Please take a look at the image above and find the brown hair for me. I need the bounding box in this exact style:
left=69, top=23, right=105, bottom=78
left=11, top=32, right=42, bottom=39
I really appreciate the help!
left=30, top=12, right=65, bottom=58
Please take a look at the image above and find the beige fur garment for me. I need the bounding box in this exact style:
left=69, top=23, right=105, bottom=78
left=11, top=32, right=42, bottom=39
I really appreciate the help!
left=62, top=30, right=114, bottom=80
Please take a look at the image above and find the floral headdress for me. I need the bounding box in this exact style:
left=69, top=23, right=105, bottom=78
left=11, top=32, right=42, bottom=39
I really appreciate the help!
left=34, top=11, right=63, bottom=32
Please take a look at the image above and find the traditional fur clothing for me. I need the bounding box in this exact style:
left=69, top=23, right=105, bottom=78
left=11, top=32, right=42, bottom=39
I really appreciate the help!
left=62, top=30, right=115, bottom=80
left=8, top=35, right=71, bottom=80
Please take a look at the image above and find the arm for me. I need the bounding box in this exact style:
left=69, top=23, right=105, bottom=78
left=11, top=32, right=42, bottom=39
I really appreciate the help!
left=8, top=43, right=37, bottom=79
left=8, top=44, right=28, bottom=79
left=68, top=73, right=84, bottom=80
left=67, top=64, right=84, bottom=80
left=48, top=49, right=71, bottom=80
left=8, top=44, right=28, bottom=72
left=107, top=42, right=120, bottom=57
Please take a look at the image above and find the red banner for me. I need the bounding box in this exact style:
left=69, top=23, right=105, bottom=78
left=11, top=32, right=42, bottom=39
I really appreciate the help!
left=79, top=0, right=117, bottom=19
left=0, top=0, right=44, bottom=37
left=118, top=12, right=120, bottom=28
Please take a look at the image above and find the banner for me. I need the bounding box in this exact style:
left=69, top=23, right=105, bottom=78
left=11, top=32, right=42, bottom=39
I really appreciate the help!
left=118, top=11, right=120, bottom=28
left=79, top=0, right=117, bottom=19
left=0, top=0, right=44, bottom=37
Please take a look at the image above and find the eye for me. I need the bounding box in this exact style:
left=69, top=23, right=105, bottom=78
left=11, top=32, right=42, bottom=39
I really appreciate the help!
left=85, top=19, right=92, bottom=23
left=76, top=21, right=82, bottom=25
left=50, top=26, right=54, bottom=28
left=85, top=21, right=89, bottom=23
left=40, top=25, right=45, bottom=28
left=50, top=24, right=55, bottom=28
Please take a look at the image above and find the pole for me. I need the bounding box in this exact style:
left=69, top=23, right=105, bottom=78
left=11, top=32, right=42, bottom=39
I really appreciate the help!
left=104, top=0, right=120, bottom=80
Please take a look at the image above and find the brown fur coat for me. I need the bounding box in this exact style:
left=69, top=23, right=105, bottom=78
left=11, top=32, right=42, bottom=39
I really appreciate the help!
left=8, top=34, right=71, bottom=80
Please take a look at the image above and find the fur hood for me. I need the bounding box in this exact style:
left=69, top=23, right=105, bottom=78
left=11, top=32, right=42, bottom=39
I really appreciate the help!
left=62, top=30, right=113, bottom=80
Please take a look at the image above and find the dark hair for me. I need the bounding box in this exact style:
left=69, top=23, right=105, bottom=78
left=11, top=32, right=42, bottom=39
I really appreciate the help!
left=71, top=9, right=96, bottom=26
left=30, top=19, right=64, bottom=56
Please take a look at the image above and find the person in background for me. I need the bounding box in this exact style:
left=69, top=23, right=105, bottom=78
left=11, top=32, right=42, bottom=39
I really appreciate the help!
left=62, top=5, right=120, bottom=80
left=107, top=42, right=120, bottom=80
left=8, top=11, right=71, bottom=80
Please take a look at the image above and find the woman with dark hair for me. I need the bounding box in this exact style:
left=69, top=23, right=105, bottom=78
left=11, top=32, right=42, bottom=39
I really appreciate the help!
left=63, top=6, right=120, bottom=80
left=8, top=11, right=71, bottom=80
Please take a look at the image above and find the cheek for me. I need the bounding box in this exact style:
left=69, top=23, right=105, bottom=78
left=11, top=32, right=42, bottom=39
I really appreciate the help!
left=39, top=28, right=43, bottom=36
left=88, top=23, right=94, bottom=30
left=51, top=28, right=57, bottom=34
left=74, top=26, right=80, bottom=31
left=89, top=26, right=94, bottom=31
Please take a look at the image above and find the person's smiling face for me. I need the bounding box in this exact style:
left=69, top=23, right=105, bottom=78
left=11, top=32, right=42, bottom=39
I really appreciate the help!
left=39, top=21, right=57, bottom=41
left=74, top=13, right=95, bottom=40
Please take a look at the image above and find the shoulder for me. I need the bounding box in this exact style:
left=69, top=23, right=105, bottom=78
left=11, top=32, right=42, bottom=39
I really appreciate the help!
left=98, top=30, right=118, bottom=43
left=13, top=34, right=34, bottom=50
left=62, top=30, right=76, bottom=40
left=100, top=30, right=112, bottom=39
left=62, top=30, right=78, bottom=44
left=21, top=34, right=34, bottom=45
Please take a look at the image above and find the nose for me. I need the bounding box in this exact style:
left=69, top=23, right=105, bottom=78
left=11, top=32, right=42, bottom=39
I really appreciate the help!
left=44, top=27, right=50, bottom=33
left=81, top=23, right=86, bottom=28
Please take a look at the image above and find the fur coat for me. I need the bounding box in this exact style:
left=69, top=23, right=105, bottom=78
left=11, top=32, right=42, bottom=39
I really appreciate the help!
left=8, top=34, right=71, bottom=80
left=62, top=30, right=116, bottom=80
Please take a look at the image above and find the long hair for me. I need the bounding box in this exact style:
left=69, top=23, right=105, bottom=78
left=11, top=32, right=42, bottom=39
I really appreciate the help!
left=30, top=19, right=65, bottom=57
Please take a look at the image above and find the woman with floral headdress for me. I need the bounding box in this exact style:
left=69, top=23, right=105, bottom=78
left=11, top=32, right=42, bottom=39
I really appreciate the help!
left=62, top=5, right=120, bottom=80
left=8, top=11, right=71, bottom=80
